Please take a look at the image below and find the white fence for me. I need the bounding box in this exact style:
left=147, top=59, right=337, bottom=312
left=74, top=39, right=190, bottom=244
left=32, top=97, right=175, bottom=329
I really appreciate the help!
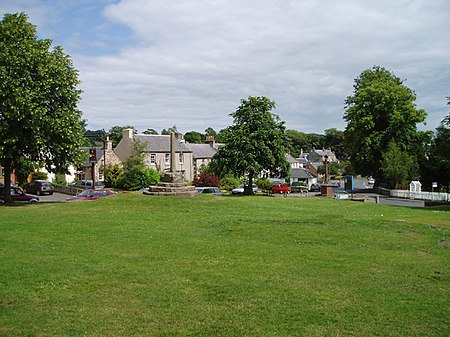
left=390, top=190, right=450, bottom=202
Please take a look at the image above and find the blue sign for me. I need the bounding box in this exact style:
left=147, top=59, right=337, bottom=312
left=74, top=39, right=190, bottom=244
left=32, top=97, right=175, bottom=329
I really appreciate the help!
left=344, top=175, right=354, bottom=192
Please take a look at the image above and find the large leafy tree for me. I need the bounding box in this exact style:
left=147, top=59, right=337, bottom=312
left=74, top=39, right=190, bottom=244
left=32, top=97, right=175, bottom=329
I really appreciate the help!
left=424, top=99, right=450, bottom=191
left=381, top=141, right=414, bottom=189
left=210, top=96, right=290, bottom=195
left=285, top=130, right=325, bottom=157
left=184, top=131, right=204, bottom=143
left=0, top=13, right=85, bottom=201
left=343, top=66, right=426, bottom=180
left=324, top=128, right=347, bottom=160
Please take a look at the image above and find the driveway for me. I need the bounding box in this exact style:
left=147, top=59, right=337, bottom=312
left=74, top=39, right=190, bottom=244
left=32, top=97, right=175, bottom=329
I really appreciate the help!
left=37, top=192, right=69, bottom=202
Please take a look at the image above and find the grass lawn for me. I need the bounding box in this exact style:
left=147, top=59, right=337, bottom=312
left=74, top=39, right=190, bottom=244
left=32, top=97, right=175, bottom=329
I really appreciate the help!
left=0, top=193, right=449, bottom=336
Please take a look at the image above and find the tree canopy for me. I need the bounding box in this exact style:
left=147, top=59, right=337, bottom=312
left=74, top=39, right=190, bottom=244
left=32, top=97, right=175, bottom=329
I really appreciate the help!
left=343, top=66, right=426, bottom=180
left=423, top=99, right=450, bottom=191
left=0, top=13, right=85, bottom=201
left=210, top=96, right=289, bottom=194
left=184, top=131, right=204, bottom=144
left=108, top=125, right=136, bottom=147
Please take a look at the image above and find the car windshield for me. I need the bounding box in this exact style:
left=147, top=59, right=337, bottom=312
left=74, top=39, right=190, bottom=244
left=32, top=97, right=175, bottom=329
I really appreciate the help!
left=78, top=190, right=94, bottom=197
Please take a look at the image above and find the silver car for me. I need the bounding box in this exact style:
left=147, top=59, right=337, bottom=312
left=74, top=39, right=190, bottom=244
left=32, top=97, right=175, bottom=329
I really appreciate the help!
left=232, top=184, right=258, bottom=195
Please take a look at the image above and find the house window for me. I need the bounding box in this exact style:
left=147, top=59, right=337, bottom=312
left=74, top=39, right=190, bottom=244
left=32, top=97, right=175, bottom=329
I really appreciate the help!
left=150, top=154, right=156, bottom=165
left=179, top=153, right=184, bottom=164
left=165, top=153, right=170, bottom=165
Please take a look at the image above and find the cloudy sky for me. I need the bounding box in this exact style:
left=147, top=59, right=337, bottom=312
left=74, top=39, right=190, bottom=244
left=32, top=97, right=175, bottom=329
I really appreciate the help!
left=2, top=0, right=449, bottom=134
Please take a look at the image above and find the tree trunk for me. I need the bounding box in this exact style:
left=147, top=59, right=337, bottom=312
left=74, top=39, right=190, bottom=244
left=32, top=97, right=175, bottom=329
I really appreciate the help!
left=244, top=175, right=254, bottom=195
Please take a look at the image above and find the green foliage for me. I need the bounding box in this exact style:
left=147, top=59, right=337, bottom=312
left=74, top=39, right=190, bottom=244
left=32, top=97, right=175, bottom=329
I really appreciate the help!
left=120, top=140, right=160, bottom=190
left=108, top=126, right=136, bottom=147
left=0, top=13, right=85, bottom=200
left=344, top=66, right=426, bottom=178
left=14, top=158, right=38, bottom=184
left=430, top=109, right=450, bottom=189
left=204, top=127, right=217, bottom=137
left=215, top=128, right=229, bottom=143
left=256, top=177, right=273, bottom=193
left=84, top=129, right=106, bottom=142
left=219, top=174, right=240, bottom=191
left=184, top=131, right=204, bottom=143
left=105, top=164, right=124, bottom=189
left=122, top=167, right=160, bottom=191
left=31, top=171, right=48, bottom=181
left=286, top=130, right=325, bottom=157
left=142, top=128, right=158, bottom=135
left=324, top=128, right=347, bottom=160
left=316, top=161, right=340, bottom=177
left=161, top=126, right=177, bottom=136
left=210, top=96, right=290, bottom=194
left=53, top=173, right=67, bottom=186
left=381, top=141, right=414, bottom=189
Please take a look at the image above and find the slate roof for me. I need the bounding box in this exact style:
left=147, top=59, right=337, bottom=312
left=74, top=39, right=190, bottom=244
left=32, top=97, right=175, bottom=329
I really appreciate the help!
left=285, top=153, right=299, bottom=163
left=310, top=149, right=336, bottom=157
left=290, top=167, right=317, bottom=179
left=81, top=146, right=104, bottom=166
left=187, top=143, right=217, bottom=159
left=134, top=135, right=192, bottom=153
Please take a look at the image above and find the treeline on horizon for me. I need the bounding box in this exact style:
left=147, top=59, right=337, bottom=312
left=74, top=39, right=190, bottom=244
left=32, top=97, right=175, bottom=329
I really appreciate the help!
left=84, top=125, right=346, bottom=160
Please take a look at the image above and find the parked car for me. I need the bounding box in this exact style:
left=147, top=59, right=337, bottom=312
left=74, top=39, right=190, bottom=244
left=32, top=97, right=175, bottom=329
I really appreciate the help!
left=367, top=176, right=375, bottom=185
left=71, top=180, right=104, bottom=189
left=291, top=181, right=309, bottom=193
left=330, top=181, right=341, bottom=189
left=23, top=180, right=54, bottom=195
left=309, top=183, right=321, bottom=192
left=272, top=183, right=290, bottom=194
left=0, top=186, right=39, bottom=202
left=66, top=189, right=115, bottom=201
left=232, top=184, right=258, bottom=195
left=196, top=187, right=222, bottom=195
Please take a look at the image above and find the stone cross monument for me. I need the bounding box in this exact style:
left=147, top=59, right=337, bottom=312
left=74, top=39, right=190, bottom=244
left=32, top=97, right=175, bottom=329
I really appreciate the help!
left=143, top=131, right=196, bottom=196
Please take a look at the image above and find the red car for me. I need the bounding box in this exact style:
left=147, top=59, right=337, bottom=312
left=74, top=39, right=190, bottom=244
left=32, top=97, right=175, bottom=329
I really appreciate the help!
left=66, top=189, right=115, bottom=201
left=271, top=184, right=290, bottom=194
left=0, top=186, right=39, bottom=203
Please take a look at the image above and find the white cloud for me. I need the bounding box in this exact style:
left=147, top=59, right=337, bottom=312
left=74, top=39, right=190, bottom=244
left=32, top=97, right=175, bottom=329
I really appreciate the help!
left=2, top=0, right=450, bottom=133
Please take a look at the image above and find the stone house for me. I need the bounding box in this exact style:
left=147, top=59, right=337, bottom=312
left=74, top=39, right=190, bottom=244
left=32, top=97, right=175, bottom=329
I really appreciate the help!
left=78, top=137, right=121, bottom=182
left=286, top=153, right=302, bottom=169
left=307, top=149, right=338, bottom=163
left=115, top=128, right=195, bottom=181
left=290, top=167, right=317, bottom=187
left=186, top=137, right=222, bottom=176
left=286, top=153, right=317, bottom=187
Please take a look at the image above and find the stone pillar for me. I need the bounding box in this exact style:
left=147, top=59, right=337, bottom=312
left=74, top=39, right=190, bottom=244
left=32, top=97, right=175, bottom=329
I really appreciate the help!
left=170, top=131, right=176, bottom=173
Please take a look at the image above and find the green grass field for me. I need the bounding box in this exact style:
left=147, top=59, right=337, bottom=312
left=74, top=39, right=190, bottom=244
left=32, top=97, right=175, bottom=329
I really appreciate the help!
left=1, top=193, right=449, bottom=336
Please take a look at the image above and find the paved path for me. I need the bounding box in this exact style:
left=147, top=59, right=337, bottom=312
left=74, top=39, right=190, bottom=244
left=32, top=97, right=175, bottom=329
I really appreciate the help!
left=37, top=192, right=69, bottom=202
left=379, top=197, right=425, bottom=208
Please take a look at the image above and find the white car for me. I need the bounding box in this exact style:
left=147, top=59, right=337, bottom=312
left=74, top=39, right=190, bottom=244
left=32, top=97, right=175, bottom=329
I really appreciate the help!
left=368, top=176, right=375, bottom=185
left=232, top=184, right=258, bottom=195
left=196, top=187, right=222, bottom=195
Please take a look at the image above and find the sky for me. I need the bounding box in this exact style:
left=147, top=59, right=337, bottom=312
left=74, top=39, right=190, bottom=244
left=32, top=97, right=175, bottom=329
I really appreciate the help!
left=1, top=0, right=449, bottom=135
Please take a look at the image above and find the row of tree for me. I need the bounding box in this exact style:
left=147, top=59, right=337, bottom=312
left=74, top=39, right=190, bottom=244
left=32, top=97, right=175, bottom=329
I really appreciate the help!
left=1, top=13, right=449, bottom=202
